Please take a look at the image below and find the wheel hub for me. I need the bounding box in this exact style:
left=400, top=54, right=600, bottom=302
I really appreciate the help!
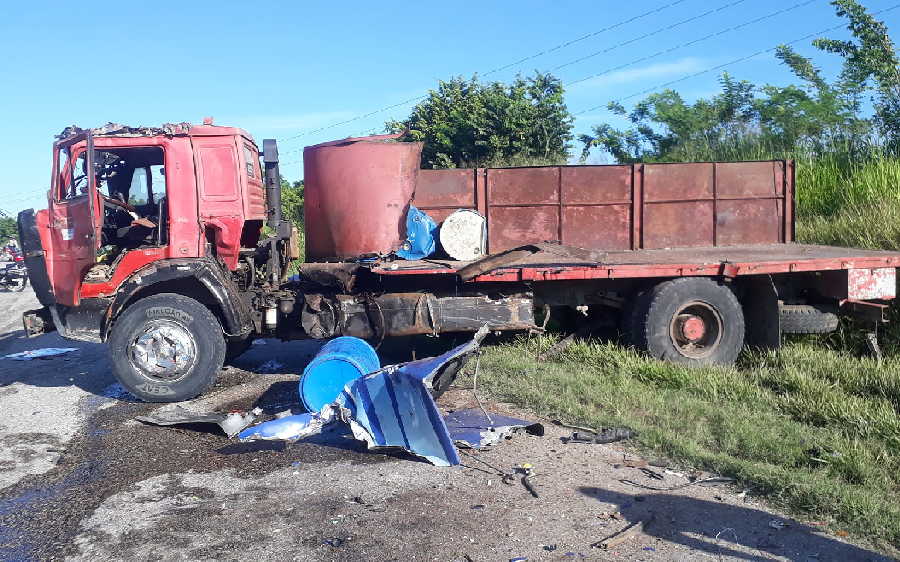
left=668, top=301, right=723, bottom=359
left=676, top=314, right=706, bottom=342
left=130, top=321, right=197, bottom=381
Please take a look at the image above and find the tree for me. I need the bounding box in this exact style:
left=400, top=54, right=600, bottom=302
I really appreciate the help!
left=387, top=73, right=574, bottom=168
left=579, top=73, right=773, bottom=162
left=0, top=217, right=16, bottom=244
left=280, top=178, right=304, bottom=227
left=813, top=0, right=900, bottom=146
left=579, top=0, right=897, bottom=163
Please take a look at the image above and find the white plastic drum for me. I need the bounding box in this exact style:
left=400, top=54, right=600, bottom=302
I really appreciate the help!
left=439, top=209, right=487, bottom=261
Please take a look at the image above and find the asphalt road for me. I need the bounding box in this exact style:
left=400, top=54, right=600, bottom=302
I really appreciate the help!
left=0, top=287, right=893, bottom=561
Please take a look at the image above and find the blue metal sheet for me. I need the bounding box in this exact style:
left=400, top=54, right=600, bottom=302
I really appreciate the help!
left=444, top=408, right=543, bottom=449
left=239, top=328, right=488, bottom=466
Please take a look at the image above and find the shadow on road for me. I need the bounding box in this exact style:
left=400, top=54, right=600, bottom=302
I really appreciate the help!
left=578, top=486, right=890, bottom=561
left=0, top=329, right=116, bottom=398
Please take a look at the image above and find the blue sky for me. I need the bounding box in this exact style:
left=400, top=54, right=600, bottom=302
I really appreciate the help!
left=1, top=0, right=897, bottom=214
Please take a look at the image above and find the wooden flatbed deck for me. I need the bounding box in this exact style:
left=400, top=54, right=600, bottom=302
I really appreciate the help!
left=372, top=244, right=900, bottom=283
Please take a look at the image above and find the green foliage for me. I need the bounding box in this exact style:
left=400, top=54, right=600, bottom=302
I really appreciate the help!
left=280, top=178, right=304, bottom=227
left=280, top=178, right=305, bottom=263
left=579, top=71, right=866, bottom=163
left=813, top=0, right=900, bottom=146
left=580, top=0, right=898, bottom=163
left=0, top=217, right=16, bottom=243
left=387, top=73, right=574, bottom=168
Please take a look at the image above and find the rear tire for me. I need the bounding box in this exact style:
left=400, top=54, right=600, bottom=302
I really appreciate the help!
left=108, top=293, right=225, bottom=402
left=630, top=277, right=744, bottom=366
left=779, top=304, right=839, bottom=334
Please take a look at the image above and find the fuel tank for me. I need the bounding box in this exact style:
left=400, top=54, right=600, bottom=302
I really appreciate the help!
left=303, top=134, right=423, bottom=261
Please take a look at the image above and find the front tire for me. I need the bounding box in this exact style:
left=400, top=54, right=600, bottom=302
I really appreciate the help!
left=108, top=293, right=226, bottom=402
left=630, top=277, right=745, bottom=366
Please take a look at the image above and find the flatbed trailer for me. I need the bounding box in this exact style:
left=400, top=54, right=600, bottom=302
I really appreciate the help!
left=18, top=126, right=900, bottom=403
left=374, top=244, right=900, bottom=282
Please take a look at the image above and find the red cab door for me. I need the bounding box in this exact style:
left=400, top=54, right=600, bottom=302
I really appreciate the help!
left=47, top=135, right=100, bottom=306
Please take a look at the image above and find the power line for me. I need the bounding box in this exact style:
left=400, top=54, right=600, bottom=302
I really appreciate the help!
left=479, top=0, right=691, bottom=78
left=552, top=0, right=751, bottom=73
left=276, top=0, right=696, bottom=145
left=563, top=0, right=819, bottom=89
left=278, top=0, right=816, bottom=157
left=574, top=3, right=900, bottom=116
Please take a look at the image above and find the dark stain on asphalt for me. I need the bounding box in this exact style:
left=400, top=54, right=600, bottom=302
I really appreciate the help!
left=0, top=369, right=394, bottom=561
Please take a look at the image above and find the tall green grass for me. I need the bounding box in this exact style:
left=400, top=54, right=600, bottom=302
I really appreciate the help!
left=658, top=135, right=900, bottom=218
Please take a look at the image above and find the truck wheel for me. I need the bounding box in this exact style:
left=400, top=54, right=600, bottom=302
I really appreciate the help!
left=630, top=277, right=744, bottom=365
left=108, top=293, right=226, bottom=402
left=780, top=304, right=839, bottom=334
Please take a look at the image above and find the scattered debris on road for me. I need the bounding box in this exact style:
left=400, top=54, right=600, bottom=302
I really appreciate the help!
left=566, top=427, right=636, bottom=444
left=517, top=463, right=540, bottom=498
left=256, top=359, right=285, bottom=373
left=240, top=328, right=489, bottom=466
left=444, top=408, right=543, bottom=449
left=136, top=406, right=263, bottom=438
left=3, top=347, right=78, bottom=361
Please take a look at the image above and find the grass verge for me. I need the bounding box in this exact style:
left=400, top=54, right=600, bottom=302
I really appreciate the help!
left=470, top=335, right=900, bottom=550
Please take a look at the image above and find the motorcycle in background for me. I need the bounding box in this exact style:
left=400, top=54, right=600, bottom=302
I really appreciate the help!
left=0, top=249, right=28, bottom=292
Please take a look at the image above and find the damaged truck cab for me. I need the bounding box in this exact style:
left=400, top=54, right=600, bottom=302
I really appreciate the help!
left=18, top=122, right=900, bottom=403
left=19, top=122, right=285, bottom=400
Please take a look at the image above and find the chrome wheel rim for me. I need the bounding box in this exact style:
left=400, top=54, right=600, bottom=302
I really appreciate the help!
left=129, top=320, right=197, bottom=382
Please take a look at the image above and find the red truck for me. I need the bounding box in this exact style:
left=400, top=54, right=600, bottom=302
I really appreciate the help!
left=16, top=121, right=900, bottom=402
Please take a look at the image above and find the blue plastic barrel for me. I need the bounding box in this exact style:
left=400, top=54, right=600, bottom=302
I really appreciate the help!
left=300, top=337, right=380, bottom=412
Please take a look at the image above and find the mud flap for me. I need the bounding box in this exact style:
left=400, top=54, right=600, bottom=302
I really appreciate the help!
left=17, top=209, right=55, bottom=307
left=741, top=275, right=780, bottom=350
left=22, top=307, right=56, bottom=337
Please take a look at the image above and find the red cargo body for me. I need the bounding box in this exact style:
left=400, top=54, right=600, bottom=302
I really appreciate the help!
left=413, top=161, right=793, bottom=254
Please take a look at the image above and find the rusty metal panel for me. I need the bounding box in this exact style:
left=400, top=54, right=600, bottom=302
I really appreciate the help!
left=416, top=207, right=457, bottom=225
left=304, top=136, right=422, bottom=260
left=785, top=160, right=795, bottom=242
left=643, top=201, right=714, bottom=249
left=562, top=204, right=631, bottom=250
left=716, top=199, right=782, bottom=246
left=561, top=205, right=630, bottom=250
left=848, top=267, right=896, bottom=300
left=487, top=167, right=559, bottom=205
left=413, top=169, right=476, bottom=208
left=716, top=161, right=783, bottom=198
left=560, top=166, right=631, bottom=204
left=633, top=164, right=644, bottom=249
left=475, top=169, right=487, bottom=217
left=488, top=206, right=559, bottom=253
left=643, top=163, right=713, bottom=202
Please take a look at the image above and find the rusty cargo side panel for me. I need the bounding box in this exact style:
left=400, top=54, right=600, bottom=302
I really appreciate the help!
left=304, top=136, right=423, bottom=261
left=413, top=161, right=792, bottom=254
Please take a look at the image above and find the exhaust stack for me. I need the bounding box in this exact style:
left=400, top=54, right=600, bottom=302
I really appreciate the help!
left=262, top=138, right=283, bottom=231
